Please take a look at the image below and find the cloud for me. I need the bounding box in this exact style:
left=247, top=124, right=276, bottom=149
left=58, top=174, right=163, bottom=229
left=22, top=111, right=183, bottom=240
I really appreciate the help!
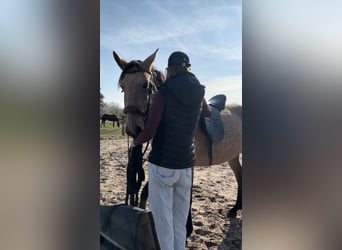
left=191, top=45, right=242, bottom=61
left=100, top=0, right=242, bottom=106
left=203, top=76, right=242, bottom=105
left=100, top=1, right=241, bottom=50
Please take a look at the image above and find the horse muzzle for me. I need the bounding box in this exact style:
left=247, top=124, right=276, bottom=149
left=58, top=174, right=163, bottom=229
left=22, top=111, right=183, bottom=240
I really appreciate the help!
left=126, top=125, right=142, bottom=138
left=124, top=112, right=145, bottom=138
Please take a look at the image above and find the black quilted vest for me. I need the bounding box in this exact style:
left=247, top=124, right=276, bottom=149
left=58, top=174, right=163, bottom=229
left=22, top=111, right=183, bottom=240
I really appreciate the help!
left=148, top=72, right=205, bottom=169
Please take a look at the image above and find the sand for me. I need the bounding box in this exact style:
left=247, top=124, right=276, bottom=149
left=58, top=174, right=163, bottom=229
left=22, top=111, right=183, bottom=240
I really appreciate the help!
left=100, top=137, right=242, bottom=249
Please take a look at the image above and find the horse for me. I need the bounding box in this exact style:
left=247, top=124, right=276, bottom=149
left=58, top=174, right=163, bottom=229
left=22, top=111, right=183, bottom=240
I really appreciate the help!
left=113, top=49, right=242, bottom=217
left=101, top=114, right=120, bottom=128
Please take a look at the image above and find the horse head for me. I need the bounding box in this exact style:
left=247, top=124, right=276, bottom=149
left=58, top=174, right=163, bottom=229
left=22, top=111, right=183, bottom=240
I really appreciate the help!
left=113, top=49, right=164, bottom=138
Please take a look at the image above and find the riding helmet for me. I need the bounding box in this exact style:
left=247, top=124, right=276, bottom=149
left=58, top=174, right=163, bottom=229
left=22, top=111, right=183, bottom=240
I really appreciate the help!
left=168, top=51, right=191, bottom=67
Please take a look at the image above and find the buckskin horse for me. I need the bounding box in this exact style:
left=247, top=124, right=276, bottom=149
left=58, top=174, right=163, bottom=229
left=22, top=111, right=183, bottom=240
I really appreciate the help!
left=101, top=114, right=120, bottom=128
left=113, top=49, right=242, bottom=225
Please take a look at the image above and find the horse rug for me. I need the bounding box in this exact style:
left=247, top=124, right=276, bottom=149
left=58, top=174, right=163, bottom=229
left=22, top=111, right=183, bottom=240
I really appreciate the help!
left=100, top=204, right=160, bottom=250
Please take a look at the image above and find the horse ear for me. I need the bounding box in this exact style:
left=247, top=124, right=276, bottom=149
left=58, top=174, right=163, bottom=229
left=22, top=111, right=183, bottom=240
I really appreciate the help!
left=141, top=49, right=159, bottom=72
left=113, top=51, right=128, bottom=70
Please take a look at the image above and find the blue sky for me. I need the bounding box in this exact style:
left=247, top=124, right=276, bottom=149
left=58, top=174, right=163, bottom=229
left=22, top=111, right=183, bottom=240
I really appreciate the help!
left=100, top=0, right=242, bottom=108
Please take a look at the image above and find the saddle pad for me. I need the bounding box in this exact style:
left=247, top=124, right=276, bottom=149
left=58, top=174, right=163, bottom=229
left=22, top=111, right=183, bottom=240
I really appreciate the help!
left=204, top=107, right=224, bottom=142
left=100, top=204, right=160, bottom=250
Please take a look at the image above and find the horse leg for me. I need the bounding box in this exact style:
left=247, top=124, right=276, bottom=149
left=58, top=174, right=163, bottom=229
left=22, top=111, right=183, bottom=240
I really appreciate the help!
left=186, top=188, right=193, bottom=238
left=227, top=155, right=242, bottom=217
left=186, top=165, right=194, bottom=238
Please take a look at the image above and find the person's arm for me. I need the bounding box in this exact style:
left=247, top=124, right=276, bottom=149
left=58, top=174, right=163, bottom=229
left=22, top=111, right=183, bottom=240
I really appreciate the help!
left=201, top=98, right=211, bottom=117
left=131, top=91, right=164, bottom=147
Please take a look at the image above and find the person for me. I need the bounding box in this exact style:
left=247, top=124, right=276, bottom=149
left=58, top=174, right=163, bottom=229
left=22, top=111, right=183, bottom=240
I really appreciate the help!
left=131, top=51, right=210, bottom=250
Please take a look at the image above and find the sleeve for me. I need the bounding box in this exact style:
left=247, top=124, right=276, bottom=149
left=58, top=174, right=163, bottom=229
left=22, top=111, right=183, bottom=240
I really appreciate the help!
left=201, top=98, right=211, bottom=117
left=133, top=91, right=164, bottom=145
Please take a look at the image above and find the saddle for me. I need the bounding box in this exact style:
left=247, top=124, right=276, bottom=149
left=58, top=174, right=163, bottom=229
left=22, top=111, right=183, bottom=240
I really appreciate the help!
left=201, top=94, right=226, bottom=165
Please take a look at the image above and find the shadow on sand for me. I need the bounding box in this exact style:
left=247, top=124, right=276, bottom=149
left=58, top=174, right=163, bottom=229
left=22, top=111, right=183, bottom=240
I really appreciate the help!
left=218, top=216, right=242, bottom=250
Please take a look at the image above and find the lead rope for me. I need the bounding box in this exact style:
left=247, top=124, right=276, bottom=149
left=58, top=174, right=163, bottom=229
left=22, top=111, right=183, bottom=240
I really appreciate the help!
left=124, top=77, right=154, bottom=206
left=125, top=132, right=129, bottom=205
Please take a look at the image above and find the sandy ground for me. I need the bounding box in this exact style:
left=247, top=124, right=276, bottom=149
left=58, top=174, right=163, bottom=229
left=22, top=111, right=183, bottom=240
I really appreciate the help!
left=100, top=137, right=242, bottom=250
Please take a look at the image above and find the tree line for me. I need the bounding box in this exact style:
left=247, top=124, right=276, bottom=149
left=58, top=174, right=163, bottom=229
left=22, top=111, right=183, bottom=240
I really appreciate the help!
left=100, top=92, right=124, bottom=118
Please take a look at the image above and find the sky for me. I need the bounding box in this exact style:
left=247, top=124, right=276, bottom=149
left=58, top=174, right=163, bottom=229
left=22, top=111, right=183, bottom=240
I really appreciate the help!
left=100, top=0, right=242, bottom=108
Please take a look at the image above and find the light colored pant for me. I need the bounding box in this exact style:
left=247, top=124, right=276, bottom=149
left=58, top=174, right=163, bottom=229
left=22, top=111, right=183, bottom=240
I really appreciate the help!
left=148, top=163, right=192, bottom=250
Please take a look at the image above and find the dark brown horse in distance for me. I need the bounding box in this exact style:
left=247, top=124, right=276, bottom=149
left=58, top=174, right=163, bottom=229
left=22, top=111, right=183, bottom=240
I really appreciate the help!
left=101, top=114, right=120, bottom=128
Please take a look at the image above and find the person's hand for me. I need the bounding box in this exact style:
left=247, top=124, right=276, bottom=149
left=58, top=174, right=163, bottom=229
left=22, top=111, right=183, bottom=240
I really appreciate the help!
left=130, top=141, right=137, bottom=148
left=128, top=141, right=136, bottom=156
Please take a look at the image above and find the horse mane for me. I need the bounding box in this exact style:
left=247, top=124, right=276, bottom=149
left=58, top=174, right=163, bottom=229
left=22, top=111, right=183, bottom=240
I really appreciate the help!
left=152, top=68, right=165, bottom=89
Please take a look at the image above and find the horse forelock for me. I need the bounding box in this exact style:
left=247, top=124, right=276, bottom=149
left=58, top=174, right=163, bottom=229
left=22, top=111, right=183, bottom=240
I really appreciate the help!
left=118, top=60, right=165, bottom=91
left=119, top=60, right=142, bottom=79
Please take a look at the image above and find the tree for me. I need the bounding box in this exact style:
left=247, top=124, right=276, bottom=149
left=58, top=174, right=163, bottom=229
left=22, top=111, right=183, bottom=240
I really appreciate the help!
left=101, top=102, right=123, bottom=116
left=100, top=92, right=105, bottom=109
left=100, top=91, right=123, bottom=117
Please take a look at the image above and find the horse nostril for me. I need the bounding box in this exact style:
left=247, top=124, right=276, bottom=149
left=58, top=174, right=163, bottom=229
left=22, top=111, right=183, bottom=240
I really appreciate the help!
left=126, top=126, right=142, bottom=139
left=130, top=127, right=142, bottom=139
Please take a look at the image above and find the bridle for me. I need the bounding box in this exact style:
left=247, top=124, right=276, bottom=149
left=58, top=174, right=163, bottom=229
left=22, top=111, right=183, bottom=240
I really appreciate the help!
left=120, top=63, right=158, bottom=158
left=120, top=63, right=158, bottom=207
left=121, top=64, right=156, bottom=120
